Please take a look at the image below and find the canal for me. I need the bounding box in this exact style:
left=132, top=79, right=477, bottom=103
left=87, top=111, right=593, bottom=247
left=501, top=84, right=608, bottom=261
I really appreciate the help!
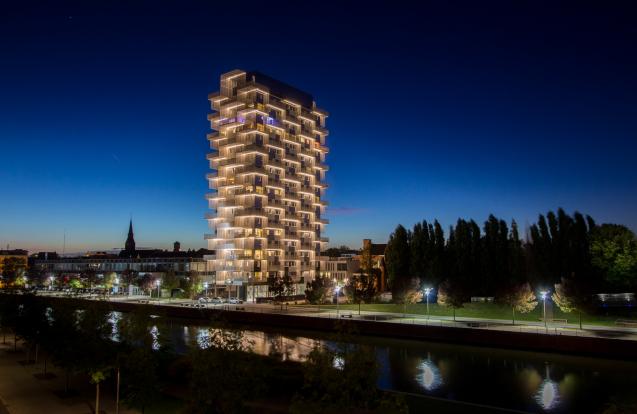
left=112, top=312, right=637, bottom=413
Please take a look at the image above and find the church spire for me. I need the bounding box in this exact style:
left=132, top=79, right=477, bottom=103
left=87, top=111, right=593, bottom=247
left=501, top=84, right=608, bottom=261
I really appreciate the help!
left=125, top=219, right=136, bottom=253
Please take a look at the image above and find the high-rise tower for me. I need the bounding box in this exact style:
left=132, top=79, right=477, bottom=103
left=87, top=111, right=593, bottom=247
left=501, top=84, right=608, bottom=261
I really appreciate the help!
left=205, top=70, right=329, bottom=301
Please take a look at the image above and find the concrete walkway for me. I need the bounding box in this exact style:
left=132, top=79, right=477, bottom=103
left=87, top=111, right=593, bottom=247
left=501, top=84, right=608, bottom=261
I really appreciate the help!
left=0, top=339, right=137, bottom=414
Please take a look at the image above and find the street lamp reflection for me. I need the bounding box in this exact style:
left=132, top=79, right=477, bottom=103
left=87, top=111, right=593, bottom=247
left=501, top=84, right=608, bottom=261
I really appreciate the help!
left=535, top=365, right=560, bottom=410
left=416, top=359, right=442, bottom=391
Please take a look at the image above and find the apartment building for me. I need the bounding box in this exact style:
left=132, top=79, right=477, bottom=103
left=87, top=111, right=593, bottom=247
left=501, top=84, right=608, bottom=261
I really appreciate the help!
left=206, top=70, right=329, bottom=301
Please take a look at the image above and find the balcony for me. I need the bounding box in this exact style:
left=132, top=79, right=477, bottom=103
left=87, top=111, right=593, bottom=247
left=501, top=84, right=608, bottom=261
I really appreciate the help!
left=212, top=158, right=245, bottom=169
left=266, top=139, right=285, bottom=151
left=267, top=240, right=283, bottom=249
left=238, top=122, right=268, bottom=135
left=299, top=205, right=314, bottom=214
left=314, top=125, right=328, bottom=135
left=267, top=262, right=282, bottom=271
left=238, top=165, right=268, bottom=176
left=296, top=166, right=314, bottom=176
left=220, top=100, right=244, bottom=112
left=235, top=207, right=267, bottom=217
left=316, top=218, right=329, bottom=225
left=298, top=147, right=315, bottom=159
left=265, top=221, right=284, bottom=230
left=211, top=137, right=240, bottom=149
left=236, top=144, right=268, bottom=157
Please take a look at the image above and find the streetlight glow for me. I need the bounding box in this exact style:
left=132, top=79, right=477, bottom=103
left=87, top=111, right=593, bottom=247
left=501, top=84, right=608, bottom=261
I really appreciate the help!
left=423, top=287, right=433, bottom=320
left=539, top=290, right=549, bottom=330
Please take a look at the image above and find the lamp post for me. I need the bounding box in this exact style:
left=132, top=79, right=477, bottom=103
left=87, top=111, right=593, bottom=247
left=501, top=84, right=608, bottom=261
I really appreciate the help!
left=226, top=278, right=232, bottom=304
left=424, top=287, right=433, bottom=320
left=155, top=279, right=161, bottom=301
left=114, top=277, right=119, bottom=295
left=540, top=290, right=549, bottom=330
left=334, top=284, right=341, bottom=318
left=49, top=276, right=55, bottom=291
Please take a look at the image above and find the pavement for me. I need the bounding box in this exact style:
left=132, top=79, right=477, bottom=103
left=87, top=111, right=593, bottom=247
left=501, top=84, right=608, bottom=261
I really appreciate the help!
left=0, top=338, right=137, bottom=414
left=35, top=291, right=637, bottom=341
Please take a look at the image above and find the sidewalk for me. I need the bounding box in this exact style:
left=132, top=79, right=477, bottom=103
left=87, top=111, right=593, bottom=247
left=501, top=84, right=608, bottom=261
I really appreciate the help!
left=0, top=339, right=137, bottom=414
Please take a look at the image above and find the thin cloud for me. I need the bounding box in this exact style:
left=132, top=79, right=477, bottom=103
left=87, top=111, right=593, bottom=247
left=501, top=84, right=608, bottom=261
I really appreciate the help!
left=328, top=207, right=366, bottom=216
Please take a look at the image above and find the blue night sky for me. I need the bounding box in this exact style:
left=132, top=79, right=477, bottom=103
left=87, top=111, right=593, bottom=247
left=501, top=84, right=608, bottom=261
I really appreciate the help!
left=1, top=1, right=636, bottom=253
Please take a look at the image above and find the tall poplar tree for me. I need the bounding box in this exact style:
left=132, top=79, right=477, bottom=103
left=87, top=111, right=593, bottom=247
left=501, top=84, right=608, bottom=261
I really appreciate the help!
left=385, top=225, right=411, bottom=302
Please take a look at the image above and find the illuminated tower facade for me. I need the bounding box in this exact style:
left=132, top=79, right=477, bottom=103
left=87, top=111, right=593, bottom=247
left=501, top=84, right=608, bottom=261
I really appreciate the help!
left=205, top=70, right=329, bottom=300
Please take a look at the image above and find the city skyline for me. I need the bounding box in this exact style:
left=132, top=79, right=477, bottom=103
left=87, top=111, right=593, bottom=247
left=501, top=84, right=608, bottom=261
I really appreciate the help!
left=2, top=1, right=637, bottom=253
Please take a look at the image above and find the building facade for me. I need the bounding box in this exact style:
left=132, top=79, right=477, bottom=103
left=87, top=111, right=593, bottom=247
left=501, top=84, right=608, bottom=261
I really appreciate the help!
left=206, top=70, right=329, bottom=301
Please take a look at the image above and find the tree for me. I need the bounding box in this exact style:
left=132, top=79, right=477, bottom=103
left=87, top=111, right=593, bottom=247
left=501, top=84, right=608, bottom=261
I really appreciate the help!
left=552, top=277, right=591, bottom=330
left=181, top=270, right=201, bottom=299
left=90, top=369, right=108, bottom=414
left=409, top=221, right=429, bottom=283
left=82, top=267, right=99, bottom=289
left=385, top=225, right=411, bottom=302
left=121, top=268, right=139, bottom=295
left=346, top=272, right=376, bottom=315
left=1, top=256, right=27, bottom=286
left=590, top=224, right=637, bottom=290
left=497, top=282, right=537, bottom=325
left=162, top=269, right=180, bottom=296
left=76, top=302, right=116, bottom=408
left=49, top=302, right=82, bottom=394
left=305, top=275, right=332, bottom=305
left=528, top=209, right=597, bottom=288
left=121, top=347, right=159, bottom=413
left=437, top=279, right=467, bottom=321
left=267, top=272, right=293, bottom=308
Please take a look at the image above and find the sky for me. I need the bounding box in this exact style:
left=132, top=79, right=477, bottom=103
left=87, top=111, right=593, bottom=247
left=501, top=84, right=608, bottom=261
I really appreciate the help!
left=1, top=1, right=636, bottom=253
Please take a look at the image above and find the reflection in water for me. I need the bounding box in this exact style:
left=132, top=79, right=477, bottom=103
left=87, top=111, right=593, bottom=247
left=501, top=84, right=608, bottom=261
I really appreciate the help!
left=535, top=365, right=560, bottom=411
left=416, top=359, right=442, bottom=391
left=108, top=311, right=121, bottom=341
left=333, top=356, right=345, bottom=370
left=103, top=316, right=637, bottom=414
left=150, top=325, right=160, bottom=350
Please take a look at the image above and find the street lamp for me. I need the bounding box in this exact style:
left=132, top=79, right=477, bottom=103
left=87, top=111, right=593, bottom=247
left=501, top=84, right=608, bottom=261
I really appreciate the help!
left=155, top=279, right=161, bottom=300
left=226, top=278, right=232, bottom=304
left=49, top=276, right=55, bottom=291
left=203, top=282, right=208, bottom=297
left=423, top=287, right=433, bottom=320
left=540, top=290, right=549, bottom=330
left=334, top=284, right=341, bottom=318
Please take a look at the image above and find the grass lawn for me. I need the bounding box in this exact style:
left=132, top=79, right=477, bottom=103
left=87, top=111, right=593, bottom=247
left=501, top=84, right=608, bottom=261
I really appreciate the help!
left=306, top=302, right=637, bottom=327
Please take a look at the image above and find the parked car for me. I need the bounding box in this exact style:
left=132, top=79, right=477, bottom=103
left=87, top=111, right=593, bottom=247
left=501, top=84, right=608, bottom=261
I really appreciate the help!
left=228, top=298, right=243, bottom=304
left=209, top=297, right=224, bottom=304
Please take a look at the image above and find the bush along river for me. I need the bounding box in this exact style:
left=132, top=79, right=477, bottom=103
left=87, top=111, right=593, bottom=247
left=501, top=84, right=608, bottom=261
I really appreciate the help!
left=108, top=312, right=637, bottom=413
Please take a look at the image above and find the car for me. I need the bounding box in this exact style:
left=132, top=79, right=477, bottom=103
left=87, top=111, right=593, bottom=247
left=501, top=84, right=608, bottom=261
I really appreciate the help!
left=209, top=297, right=224, bottom=304
left=197, top=296, right=209, bottom=303
left=228, top=298, right=243, bottom=304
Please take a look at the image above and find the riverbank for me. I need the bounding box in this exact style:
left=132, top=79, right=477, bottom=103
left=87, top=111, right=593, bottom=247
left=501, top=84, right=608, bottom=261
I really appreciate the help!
left=32, top=295, right=637, bottom=360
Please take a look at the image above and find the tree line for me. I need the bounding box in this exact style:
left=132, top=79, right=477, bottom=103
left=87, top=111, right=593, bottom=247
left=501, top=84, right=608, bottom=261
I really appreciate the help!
left=385, top=208, right=637, bottom=324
